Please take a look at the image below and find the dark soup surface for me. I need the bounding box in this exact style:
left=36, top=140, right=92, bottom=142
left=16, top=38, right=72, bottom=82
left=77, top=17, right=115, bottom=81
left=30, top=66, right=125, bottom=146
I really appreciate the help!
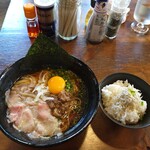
left=5, top=68, right=88, bottom=139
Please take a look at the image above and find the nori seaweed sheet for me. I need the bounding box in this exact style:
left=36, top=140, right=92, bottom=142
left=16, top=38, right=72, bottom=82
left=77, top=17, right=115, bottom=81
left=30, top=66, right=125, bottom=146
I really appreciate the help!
left=26, top=33, right=69, bottom=58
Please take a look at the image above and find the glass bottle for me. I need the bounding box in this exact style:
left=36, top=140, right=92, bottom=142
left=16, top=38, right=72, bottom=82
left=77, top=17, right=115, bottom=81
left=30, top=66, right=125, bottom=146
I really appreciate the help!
left=56, top=0, right=82, bottom=41
left=85, top=0, right=96, bottom=28
left=105, top=0, right=131, bottom=39
left=23, top=3, right=39, bottom=38
left=34, top=0, right=56, bottom=37
left=86, top=0, right=108, bottom=43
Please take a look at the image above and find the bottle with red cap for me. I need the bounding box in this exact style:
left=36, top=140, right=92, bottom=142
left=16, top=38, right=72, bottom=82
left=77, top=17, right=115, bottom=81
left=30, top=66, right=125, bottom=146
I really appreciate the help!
left=86, top=0, right=108, bottom=43
left=23, top=3, right=39, bottom=38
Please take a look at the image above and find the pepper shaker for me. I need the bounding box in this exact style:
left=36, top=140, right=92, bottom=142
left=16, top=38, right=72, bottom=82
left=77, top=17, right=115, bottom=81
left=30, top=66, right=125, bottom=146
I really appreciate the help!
left=105, top=0, right=131, bottom=39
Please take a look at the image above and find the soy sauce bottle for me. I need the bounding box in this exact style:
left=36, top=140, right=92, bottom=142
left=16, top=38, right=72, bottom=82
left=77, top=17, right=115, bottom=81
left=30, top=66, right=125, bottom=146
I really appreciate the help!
left=86, top=0, right=108, bottom=43
left=23, top=3, right=39, bottom=38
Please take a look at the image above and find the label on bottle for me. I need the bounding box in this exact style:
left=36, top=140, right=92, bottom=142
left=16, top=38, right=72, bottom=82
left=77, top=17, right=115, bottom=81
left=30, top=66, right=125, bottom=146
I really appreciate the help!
left=89, top=13, right=107, bottom=42
left=36, top=5, right=55, bottom=36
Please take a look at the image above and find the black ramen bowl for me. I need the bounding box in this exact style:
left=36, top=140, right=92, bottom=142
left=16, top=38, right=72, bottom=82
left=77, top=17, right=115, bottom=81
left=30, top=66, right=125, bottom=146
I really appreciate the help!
left=99, top=73, right=150, bottom=129
left=0, top=53, right=100, bottom=147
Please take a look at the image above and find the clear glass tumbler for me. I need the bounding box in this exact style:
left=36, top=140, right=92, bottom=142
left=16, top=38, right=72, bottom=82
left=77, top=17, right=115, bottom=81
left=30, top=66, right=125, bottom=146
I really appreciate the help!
left=131, top=0, right=150, bottom=34
left=56, top=0, right=81, bottom=41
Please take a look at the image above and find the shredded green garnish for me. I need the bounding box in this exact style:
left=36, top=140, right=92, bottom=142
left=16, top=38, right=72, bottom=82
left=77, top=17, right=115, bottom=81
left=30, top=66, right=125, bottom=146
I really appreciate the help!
left=65, top=81, right=72, bottom=92
left=129, top=88, right=136, bottom=96
left=141, top=101, right=144, bottom=106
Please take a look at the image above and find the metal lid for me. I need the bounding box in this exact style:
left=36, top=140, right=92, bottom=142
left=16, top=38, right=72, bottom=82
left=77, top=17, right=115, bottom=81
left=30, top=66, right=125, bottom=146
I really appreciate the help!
left=96, top=0, right=108, bottom=3
left=34, top=0, right=55, bottom=8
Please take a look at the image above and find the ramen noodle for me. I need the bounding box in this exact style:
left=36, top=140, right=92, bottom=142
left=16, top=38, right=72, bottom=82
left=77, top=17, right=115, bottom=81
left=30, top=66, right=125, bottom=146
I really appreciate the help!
left=5, top=68, right=87, bottom=138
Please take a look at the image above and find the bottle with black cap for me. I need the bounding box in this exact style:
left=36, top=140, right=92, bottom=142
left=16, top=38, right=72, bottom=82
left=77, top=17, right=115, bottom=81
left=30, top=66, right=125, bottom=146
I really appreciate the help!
left=86, top=0, right=108, bottom=43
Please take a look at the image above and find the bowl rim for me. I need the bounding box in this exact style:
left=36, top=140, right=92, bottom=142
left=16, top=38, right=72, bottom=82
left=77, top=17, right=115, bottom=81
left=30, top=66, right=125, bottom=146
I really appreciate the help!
left=0, top=55, right=100, bottom=147
left=99, top=72, right=150, bottom=129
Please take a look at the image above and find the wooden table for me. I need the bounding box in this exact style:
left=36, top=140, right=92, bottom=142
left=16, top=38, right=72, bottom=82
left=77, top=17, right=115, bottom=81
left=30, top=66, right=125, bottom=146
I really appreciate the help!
left=0, top=0, right=150, bottom=149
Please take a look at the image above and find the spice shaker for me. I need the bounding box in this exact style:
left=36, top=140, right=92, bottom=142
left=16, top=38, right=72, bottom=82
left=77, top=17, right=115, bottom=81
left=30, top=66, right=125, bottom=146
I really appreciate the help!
left=56, top=0, right=82, bottom=41
left=23, top=3, right=39, bottom=38
left=105, top=0, right=131, bottom=39
left=34, top=0, right=55, bottom=37
left=86, top=0, right=108, bottom=43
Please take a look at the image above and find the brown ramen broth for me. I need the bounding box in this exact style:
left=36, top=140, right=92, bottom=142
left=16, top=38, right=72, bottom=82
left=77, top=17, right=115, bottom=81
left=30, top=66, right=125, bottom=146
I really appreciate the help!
left=5, top=68, right=87, bottom=138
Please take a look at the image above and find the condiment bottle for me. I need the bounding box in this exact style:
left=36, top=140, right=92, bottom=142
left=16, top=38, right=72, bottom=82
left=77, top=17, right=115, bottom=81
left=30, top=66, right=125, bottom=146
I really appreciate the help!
left=105, top=0, right=131, bottom=39
left=34, top=0, right=56, bottom=37
left=23, top=3, right=39, bottom=38
left=85, top=0, right=96, bottom=28
left=86, top=0, right=108, bottom=43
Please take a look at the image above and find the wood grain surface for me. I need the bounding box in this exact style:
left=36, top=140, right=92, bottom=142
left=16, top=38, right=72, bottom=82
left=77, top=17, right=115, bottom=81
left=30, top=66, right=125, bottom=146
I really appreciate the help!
left=0, top=0, right=150, bottom=150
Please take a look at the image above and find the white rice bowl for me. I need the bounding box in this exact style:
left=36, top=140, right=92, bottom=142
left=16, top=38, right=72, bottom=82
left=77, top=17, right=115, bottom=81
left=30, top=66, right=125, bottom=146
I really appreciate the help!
left=101, top=80, right=147, bottom=125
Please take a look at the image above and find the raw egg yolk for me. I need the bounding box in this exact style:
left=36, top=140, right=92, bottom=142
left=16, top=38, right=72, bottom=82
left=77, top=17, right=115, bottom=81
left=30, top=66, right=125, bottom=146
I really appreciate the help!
left=48, top=76, right=65, bottom=94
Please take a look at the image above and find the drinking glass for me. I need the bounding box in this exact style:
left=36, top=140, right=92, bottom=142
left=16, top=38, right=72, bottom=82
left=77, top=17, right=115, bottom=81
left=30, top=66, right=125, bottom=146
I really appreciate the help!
left=131, top=0, right=150, bottom=34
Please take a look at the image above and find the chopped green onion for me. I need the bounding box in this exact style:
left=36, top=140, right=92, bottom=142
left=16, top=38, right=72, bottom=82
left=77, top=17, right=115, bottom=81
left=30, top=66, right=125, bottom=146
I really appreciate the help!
left=128, top=88, right=135, bottom=96
left=141, top=101, right=144, bottom=106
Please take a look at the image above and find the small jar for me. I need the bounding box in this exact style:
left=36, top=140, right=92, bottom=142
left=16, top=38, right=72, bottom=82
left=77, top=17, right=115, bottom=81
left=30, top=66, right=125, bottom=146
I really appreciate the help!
left=34, top=0, right=56, bottom=37
left=105, top=0, right=131, bottom=39
left=56, top=0, right=81, bottom=41
left=105, top=10, right=123, bottom=39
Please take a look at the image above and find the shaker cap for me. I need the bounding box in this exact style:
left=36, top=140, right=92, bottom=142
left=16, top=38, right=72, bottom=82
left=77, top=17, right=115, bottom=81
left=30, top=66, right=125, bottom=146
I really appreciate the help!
left=34, top=0, right=55, bottom=9
left=23, top=3, right=36, bottom=19
left=97, top=0, right=108, bottom=2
